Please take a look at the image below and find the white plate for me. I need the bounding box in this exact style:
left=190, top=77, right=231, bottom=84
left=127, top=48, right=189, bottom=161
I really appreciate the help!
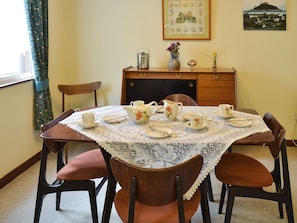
left=225, top=120, right=252, bottom=128
left=145, top=127, right=173, bottom=138
left=78, top=122, right=98, bottom=129
left=102, top=115, right=127, bottom=123
left=184, top=121, right=208, bottom=131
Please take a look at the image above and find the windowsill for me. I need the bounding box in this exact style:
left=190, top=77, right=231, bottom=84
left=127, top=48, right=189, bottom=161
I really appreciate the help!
left=0, top=73, right=34, bottom=88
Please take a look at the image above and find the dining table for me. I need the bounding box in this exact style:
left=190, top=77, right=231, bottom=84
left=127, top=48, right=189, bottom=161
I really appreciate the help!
left=41, top=105, right=274, bottom=223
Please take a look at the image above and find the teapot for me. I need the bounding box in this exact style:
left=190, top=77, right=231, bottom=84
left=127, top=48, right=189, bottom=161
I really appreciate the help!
left=124, top=101, right=158, bottom=124
left=162, top=99, right=183, bottom=120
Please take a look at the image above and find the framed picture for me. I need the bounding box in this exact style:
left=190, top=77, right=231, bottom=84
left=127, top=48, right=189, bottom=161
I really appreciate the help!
left=162, top=0, right=211, bottom=40
left=242, top=0, right=286, bottom=30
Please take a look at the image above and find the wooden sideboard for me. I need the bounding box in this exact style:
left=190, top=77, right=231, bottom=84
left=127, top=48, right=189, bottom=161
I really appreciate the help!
left=121, top=66, right=237, bottom=107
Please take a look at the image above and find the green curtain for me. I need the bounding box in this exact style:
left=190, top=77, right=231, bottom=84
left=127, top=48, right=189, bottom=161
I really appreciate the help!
left=24, top=0, right=53, bottom=130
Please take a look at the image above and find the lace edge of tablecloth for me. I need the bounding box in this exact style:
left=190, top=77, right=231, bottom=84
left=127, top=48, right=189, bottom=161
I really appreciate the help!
left=183, top=125, right=271, bottom=200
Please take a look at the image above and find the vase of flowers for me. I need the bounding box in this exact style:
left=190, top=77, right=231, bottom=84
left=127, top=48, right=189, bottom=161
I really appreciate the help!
left=166, top=42, right=181, bottom=70
left=208, top=50, right=220, bottom=71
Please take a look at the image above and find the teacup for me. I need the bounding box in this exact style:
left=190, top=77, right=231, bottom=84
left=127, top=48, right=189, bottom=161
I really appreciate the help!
left=82, top=112, right=95, bottom=127
left=190, top=114, right=207, bottom=128
left=130, top=100, right=145, bottom=106
left=218, top=104, right=234, bottom=117
left=162, top=99, right=183, bottom=120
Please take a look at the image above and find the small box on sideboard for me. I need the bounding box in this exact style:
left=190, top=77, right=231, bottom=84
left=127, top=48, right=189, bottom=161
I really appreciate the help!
left=121, top=66, right=236, bottom=107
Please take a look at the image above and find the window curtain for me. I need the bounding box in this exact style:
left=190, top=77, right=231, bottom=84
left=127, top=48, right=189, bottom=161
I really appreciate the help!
left=24, top=0, right=53, bottom=130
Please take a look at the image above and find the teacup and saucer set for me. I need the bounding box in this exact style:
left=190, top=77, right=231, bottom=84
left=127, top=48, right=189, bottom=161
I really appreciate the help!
left=185, top=114, right=208, bottom=132
left=217, top=104, right=234, bottom=119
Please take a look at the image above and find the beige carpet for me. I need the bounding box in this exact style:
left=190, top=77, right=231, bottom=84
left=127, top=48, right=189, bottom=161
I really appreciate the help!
left=0, top=144, right=296, bottom=223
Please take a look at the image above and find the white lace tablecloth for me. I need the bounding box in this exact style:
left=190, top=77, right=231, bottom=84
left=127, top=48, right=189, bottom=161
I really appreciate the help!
left=60, top=106, right=270, bottom=199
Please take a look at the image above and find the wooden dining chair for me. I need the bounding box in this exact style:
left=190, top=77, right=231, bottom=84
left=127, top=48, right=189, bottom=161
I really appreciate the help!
left=110, top=155, right=203, bottom=223
left=58, top=81, right=102, bottom=163
left=33, top=109, right=109, bottom=223
left=215, top=113, right=294, bottom=223
left=161, top=93, right=198, bottom=106
left=58, top=81, right=102, bottom=112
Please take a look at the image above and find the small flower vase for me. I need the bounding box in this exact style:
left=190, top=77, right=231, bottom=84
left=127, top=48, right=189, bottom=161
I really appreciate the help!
left=212, top=60, right=217, bottom=71
left=168, top=52, right=180, bottom=70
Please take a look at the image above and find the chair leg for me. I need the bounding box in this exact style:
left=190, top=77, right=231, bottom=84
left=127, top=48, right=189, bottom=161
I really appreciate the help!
left=34, top=192, right=44, bottom=223
left=285, top=196, right=295, bottom=223
left=224, top=187, right=236, bottom=223
left=206, top=174, right=214, bottom=202
left=88, top=182, right=99, bottom=223
left=56, top=192, right=61, bottom=210
left=218, top=183, right=226, bottom=214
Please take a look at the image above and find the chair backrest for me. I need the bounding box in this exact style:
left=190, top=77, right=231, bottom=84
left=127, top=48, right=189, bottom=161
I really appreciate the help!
left=162, top=93, right=198, bottom=106
left=57, top=81, right=102, bottom=112
left=41, top=109, right=75, bottom=153
left=110, top=155, right=203, bottom=206
left=263, top=113, right=286, bottom=159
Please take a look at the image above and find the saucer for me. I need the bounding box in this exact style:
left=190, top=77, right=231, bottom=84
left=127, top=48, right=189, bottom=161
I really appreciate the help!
left=216, top=113, right=234, bottom=119
left=78, top=122, right=98, bottom=129
left=145, top=127, right=173, bottom=138
left=184, top=121, right=208, bottom=131
left=102, top=115, right=127, bottom=123
left=182, top=113, right=192, bottom=121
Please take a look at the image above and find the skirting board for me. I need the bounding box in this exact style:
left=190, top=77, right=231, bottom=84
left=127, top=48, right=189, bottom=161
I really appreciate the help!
left=286, top=139, right=297, bottom=147
left=0, top=151, right=41, bottom=189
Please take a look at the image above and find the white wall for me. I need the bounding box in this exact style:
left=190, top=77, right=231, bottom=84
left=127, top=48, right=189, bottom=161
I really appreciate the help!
left=49, top=0, right=297, bottom=140
left=1, top=0, right=296, bottom=178
left=0, top=81, right=41, bottom=178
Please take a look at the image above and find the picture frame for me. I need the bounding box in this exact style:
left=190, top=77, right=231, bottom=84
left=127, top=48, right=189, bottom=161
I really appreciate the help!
left=162, top=0, right=211, bottom=40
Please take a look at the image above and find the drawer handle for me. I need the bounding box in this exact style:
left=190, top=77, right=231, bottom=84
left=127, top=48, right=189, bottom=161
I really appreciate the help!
left=129, top=82, right=135, bottom=87
left=188, top=83, right=194, bottom=88
left=213, top=74, right=220, bottom=79
left=175, top=74, right=182, bottom=78
left=139, top=73, right=146, bottom=78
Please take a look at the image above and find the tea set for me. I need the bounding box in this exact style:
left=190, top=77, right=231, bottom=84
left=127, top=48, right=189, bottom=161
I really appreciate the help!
left=79, top=99, right=246, bottom=138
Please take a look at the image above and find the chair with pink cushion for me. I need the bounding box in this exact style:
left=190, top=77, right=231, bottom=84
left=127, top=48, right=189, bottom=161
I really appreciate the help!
left=33, top=109, right=109, bottom=223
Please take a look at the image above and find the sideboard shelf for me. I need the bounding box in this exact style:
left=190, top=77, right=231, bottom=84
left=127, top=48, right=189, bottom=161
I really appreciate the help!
left=121, top=66, right=237, bottom=106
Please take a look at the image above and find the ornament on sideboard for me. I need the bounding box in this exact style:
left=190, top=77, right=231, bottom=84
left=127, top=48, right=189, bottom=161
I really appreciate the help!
left=208, top=50, right=221, bottom=71
left=187, top=59, right=197, bottom=70
left=137, top=48, right=150, bottom=70
left=166, top=42, right=181, bottom=70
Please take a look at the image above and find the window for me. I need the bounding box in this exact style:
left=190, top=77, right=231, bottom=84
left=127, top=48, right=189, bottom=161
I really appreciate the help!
left=0, top=0, right=34, bottom=88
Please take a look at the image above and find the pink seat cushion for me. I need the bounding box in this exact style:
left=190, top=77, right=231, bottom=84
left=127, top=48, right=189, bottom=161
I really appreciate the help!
left=57, top=149, right=107, bottom=180
left=215, top=152, right=273, bottom=187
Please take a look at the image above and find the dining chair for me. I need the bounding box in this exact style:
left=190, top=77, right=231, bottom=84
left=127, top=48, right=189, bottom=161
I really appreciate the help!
left=161, top=93, right=198, bottom=106
left=161, top=93, right=214, bottom=202
left=33, top=109, right=109, bottom=223
left=58, top=81, right=102, bottom=163
left=58, top=81, right=102, bottom=112
left=110, top=154, right=203, bottom=223
left=215, top=112, right=294, bottom=223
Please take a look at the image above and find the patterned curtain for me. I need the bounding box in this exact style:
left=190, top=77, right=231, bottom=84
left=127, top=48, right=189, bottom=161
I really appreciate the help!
left=24, top=0, right=53, bottom=130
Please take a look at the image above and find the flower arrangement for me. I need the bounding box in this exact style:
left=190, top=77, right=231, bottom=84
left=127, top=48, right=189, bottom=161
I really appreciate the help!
left=208, top=50, right=221, bottom=70
left=166, top=42, right=181, bottom=55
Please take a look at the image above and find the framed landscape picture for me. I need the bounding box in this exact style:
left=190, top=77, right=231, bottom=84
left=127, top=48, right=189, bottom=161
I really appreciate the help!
left=242, top=0, right=286, bottom=30
left=162, top=0, right=211, bottom=40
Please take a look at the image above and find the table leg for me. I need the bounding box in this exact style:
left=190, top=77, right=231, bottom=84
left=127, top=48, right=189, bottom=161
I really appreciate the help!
left=199, top=179, right=211, bottom=223
left=101, top=176, right=117, bottom=223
